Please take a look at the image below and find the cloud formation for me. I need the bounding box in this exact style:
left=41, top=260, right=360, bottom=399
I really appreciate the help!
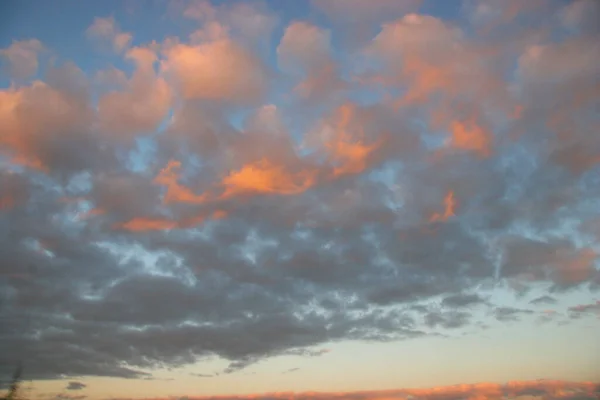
left=0, top=39, right=43, bottom=79
left=0, top=0, right=599, bottom=386
left=66, top=381, right=87, bottom=391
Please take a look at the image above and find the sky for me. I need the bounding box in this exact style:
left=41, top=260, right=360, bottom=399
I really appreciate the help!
left=0, top=0, right=599, bottom=399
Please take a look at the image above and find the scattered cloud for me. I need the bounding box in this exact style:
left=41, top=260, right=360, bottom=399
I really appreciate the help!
left=0, top=0, right=598, bottom=385
left=86, top=16, right=132, bottom=53
left=530, top=295, right=557, bottom=305
left=0, top=39, right=44, bottom=79
left=282, top=367, right=300, bottom=374
left=66, top=382, right=87, bottom=391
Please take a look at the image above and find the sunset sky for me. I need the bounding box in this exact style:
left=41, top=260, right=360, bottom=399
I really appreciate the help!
left=0, top=0, right=599, bottom=399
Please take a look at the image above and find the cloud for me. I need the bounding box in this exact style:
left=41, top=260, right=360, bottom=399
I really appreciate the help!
left=277, top=22, right=332, bottom=73
left=161, top=38, right=268, bottom=104
left=0, top=39, right=44, bottom=79
left=0, top=63, right=114, bottom=175
left=190, top=373, right=214, bottom=378
left=464, top=0, right=547, bottom=29
left=183, top=0, right=278, bottom=46
left=529, top=295, right=557, bottom=305
left=568, top=300, right=600, bottom=318
left=1, top=0, right=599, bottom=385
left=311, top=0, right=421, bottom=26
left=501, top=237, right=597, bottom=287
left=98, top=47, right=171, bottom=138
left=494, top=307, right=535, bottom=322
left=559, top=0, right=600, bottom=34
left=86, top=16, right=132, bottom=53
left=442, top=293, right=486, bottom=308
left=65, top=381, right=87, bottom=391
left=277, top=21, right=346, bottom=101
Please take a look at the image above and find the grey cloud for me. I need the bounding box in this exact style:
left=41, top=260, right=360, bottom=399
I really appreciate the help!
left=190, top=373, right=214, bottom=378
left=494, top=307, right=535, bottom=322
left=424, top=310, right=471, bottom=329
left=442, top=293, right=487, bottom=308
left=568, top=301, right=600, bottom=318
left=66, top=381, right=87, bottom=390
left=530, top=295, right=557, bottom=305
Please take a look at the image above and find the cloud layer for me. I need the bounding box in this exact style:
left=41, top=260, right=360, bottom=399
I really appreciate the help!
left=0, top=0, right=599, bottom=385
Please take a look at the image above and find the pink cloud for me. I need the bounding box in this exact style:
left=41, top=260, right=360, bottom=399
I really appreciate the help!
left=86, top=16, right=132, bottom=53
left=0, top=39, right=44, bottom=79
left=161, top=38, right=268, bottom=104
left=98, top=47, right=171, bottom=138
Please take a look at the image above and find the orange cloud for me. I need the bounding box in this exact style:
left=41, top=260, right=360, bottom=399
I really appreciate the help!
left=117, top=209, right=230, bottom=232
left=116, top=217, right=178, bottom=232
left=155, top=154, right=320, bottom=207
left=153, top=160, right=208, bottom=205
left=429, top=190, right=456, bottom=223
left=371, top=13, right=509, bottom=157
left=0, top=87, right=44, bottom=170
left=220, top=158, right=317, bottom=198
left=448, top=118, right=493, bottom=158
left=324, top=104, right=384, bottom=177
left=0, top=80, right=89, bottom=171
left=397, top=57, right=455, bottom=107
left=212, top=210, right=228, bottom=220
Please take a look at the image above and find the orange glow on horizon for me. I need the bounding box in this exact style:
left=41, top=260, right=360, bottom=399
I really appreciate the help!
left=109, top=379, right=598, bottom=400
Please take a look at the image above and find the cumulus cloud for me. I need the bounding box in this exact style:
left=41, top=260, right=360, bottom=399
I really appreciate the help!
left=277, top=21, right=345, bottom=100
left=0, top=39, right=44, bottom=79
left=161, top=38, right=268, bottom=104
left=86, top=16, right=132, bottom=53
left=183, top=0, right=278, bottom=46
left=0, top=0, right=599, bottom=386
left=98, top=47, right=172, bottom=138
